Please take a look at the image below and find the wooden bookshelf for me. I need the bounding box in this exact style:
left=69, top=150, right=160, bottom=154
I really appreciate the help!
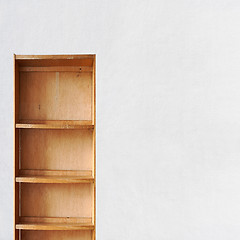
left=14, top=54, right=96, bottom=240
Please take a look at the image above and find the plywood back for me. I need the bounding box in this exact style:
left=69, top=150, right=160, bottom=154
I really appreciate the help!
left=21, top=184, right=93, bottom=218
left=20, top=129, right=93, bottom=171
left=21, top=231, right=92, bottom=240
left=19, top=71, right=92, bottom=120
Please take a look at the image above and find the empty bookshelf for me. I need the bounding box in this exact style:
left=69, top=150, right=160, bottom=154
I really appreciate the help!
left=14, top=54, right=96, bottom=240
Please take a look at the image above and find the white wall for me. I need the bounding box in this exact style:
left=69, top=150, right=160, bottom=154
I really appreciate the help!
left=1, top=0, right=240, bottom=239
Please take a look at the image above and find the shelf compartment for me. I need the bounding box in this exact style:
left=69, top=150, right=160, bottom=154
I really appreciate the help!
left=16, top=120, right=94, bottom=129
left=21, top=184, right=93, bottom=219
left=20, top=129, right=93, bottom=171
left=16, top=217, right=94, bottom=230
left=21, top=230, right=92, bottom=240
left=19, top=71, right=93, bottom=121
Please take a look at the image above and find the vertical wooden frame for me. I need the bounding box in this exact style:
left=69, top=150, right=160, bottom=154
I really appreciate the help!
left=92, top=55, right=96, bottom=240
left=14, top=54, right=19, bottom=240
left=14, top=54, right=96, bottom=240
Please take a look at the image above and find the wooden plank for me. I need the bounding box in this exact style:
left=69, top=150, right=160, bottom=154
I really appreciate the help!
left=16, top=223, right=94, bottom=230
left=19, top=216, right=92, bottom=224
left=16, top=55, right=94, bottom=60
left=19, top=66, right=92, bottom=72
left=19, top=169, right=92, bottom=177
left=17, top=120, right=92, bottom=125
left=16, top=123, right=94, bottom=130
left=16, top=176, right=94, bottom=184
left=15, top=55, right=94, bottom=68
left=21, top=230, right=92, bottom=240
left=16, top=120, right=94, bottom=129
left=92, top=55, right=96, bottom=240
left=13, top=54, right=19, bottom=240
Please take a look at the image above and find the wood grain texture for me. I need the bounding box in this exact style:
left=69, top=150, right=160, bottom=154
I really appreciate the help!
left=20, top=129, right=93, bottom=171
left=92, top=55, right=96, bottom=238
left=17, top=120, right=92, bottom=125
left=19, top=169, right=92, bottom=176
left=16, top=223, right=94, bottom=230
left=19, top=66, right=92, bottom=72
left=16, top=121, right=94, bottom=129
left=21, top=183, right=93, bottom=218
left=17, top=216, right=94, bottom=230
left=14, top=54, right=19, bottom=240
left=19, top=216, right=92, bottom=224
left=19, top=71, right=92, bottom=120
left=16, top=55, right=94, bottom=60
left=16, top=176, right=94, bottom=183
left=21, top=230, right=92, bottom=240
left=14, top=54, right=96, bottom=240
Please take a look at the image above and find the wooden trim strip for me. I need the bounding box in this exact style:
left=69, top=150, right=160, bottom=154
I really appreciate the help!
left=19, top=216, right=92, bottom=224
left=19, top=169, right=92, bottom=176
left=16, top=123, right=94, bottom=130
left=17, top=120, right=92, bottom=125
left=16, top=176, right=94, bottom=184
left=19, top=66, right=93, bottom=72
left=15, top=55, right=94, bottom=60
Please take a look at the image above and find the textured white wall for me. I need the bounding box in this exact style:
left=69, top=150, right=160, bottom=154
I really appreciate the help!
left=1, top=0, right=240, bottom=239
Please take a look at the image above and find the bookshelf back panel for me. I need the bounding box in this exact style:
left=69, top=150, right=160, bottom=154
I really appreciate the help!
left=21, top=183, right=93, bottom=218
left=21, top=230, right=92, bottom=240
left=19, top=71, right=92, bottom=120
left=20, top=129, right=93, bottom=171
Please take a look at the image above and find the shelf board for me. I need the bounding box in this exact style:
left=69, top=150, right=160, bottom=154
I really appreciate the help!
left=16, top=223, right=94, bottom=231
left=16, top=175, right=94, bottom=183
left=16, top=217, right=94, bottom=230
left=16, top=120, right=94, bottom=129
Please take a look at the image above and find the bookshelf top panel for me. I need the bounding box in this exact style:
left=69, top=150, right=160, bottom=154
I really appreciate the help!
left=15, top=54, right=94, bottom=67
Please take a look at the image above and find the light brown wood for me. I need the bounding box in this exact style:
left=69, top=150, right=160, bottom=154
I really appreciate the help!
left=14, top=54, right=19, bottom=240
left=92, top=55, right=96, bottom=239
left=15, top=55, right=94, bottom=69
left=16, top=54, right=94, bottom=60
left=17, top=216, right=94, bottom=230
left=16, top=176, right=94, bottom=183
left=20, top=216, right=92, bottom=224
left=21, top=230, right=92, bottom=240
left=19, top=66, right=92, bottom=72
left=14, top=54, right=96, bottom=240
left=17, top=119, right=92, bottom=124
left=19, top=169, right=92, bottom=176
left=16, top=121, right=94, bottom=129
left=21, top=183, right=93, bottom=217
left=16, top=222, right=94, bottom=230
left=20, top=129, right=93, bottom=171
left=19, top=71, right=92, bottom=121
left=16, top=124, right=93, bottom=129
